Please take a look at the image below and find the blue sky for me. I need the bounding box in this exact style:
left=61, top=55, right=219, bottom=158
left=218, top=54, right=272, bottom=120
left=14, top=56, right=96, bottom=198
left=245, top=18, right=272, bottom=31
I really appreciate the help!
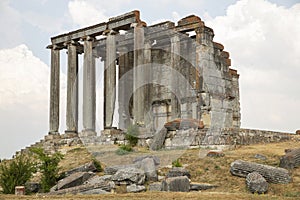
left=0, top=0, right=299, bottom=158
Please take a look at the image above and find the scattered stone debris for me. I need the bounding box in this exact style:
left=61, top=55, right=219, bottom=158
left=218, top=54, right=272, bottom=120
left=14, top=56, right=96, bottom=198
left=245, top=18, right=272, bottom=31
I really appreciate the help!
left=148, top=182, right=162, bottom=191
left=246, top=172, right=268, bottom=194
left=254, top=154, right=267, bottom=161
left=189, top=183, right=218, bottom=191
left=126, top=184, right=146, bottom=193
left=206, top=150, right=225, bottom=157
left=230, top=160, right=291, bottom=184
left=279, top=148, right=300, bottom=169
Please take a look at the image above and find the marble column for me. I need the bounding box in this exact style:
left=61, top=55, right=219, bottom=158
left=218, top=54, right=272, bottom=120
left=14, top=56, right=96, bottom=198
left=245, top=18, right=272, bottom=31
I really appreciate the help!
left=133, top=25, right=145, bottom=125
left=171, top=34, right=181, bottom=119
left=82, top=37, right=96, bottom=134
left=118, top=46, right=131, bottom=130
left=104, top=33, right=116, bottom=128
left=143, top=41, right=152, bottom=127
left=49, top=45, right=60, bottom=134
left=65, top=41, right=79, bottom=134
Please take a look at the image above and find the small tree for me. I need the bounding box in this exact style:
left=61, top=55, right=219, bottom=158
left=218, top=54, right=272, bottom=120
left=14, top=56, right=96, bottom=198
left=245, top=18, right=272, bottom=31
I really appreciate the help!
left=30, top=148, right=63, bottom=192
left=0, top=156, right=35, bottom=194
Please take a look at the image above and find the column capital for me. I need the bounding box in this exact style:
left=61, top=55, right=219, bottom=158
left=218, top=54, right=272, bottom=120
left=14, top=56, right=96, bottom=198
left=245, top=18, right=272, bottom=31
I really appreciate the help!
left=46, top=44, right=64, bottom=50
left=81, top=35, right=95, bottom=42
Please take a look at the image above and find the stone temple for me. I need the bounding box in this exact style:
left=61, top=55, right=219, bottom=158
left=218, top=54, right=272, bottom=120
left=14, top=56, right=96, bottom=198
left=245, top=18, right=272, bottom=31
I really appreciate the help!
left=47, top=10, right=242, bottom=147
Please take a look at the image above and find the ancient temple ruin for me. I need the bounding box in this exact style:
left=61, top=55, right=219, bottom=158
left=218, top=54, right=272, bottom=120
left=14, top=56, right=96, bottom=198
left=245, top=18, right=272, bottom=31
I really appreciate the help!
left=47, top=10, right=241, bottom=146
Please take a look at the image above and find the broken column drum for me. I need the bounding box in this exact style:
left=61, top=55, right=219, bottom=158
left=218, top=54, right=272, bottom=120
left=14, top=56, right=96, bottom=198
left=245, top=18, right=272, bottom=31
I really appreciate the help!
left=47, top=10, right=241, bottom=144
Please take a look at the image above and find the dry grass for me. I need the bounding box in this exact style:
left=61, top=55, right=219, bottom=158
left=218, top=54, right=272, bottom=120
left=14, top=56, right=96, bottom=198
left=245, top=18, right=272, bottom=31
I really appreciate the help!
left=1, top=140, right=300, bottom=199
left=58, top=146, right=94, bottom=173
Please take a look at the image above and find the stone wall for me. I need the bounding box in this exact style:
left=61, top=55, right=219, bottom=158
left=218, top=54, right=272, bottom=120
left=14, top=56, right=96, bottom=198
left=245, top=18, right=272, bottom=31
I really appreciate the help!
left=14, top=128, right=294, bottom=158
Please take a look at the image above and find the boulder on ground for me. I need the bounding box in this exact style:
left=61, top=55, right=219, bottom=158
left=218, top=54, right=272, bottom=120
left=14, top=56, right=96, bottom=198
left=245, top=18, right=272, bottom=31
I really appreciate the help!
left=25, top=182, right=40, bottom=193
left=230, top=160, right=291, bottom=184
left=150, top=127, right=167, bottom=150
left=149, top=182, right=162, bottom=191
left=190, top=183, right=218, bottom=191
left=246, top=172, right=268, bottom=194
left=126, top=184, right=146, bottom=193
left=111, top=167, right=145, bottom=185
left=55, top=172, right=94, bottom=191
left=141, top=158, right=158, bottom=181
left=84, top=175, right=112, bottom=185
left=254, top=154, right=267, bottom=161
left=206, top=150, right=225, bottom=157
left=65, top=161, right=97, bottom=177
left=279, top=148, right=300, bottom=169
left=162, top=176, right=190, bottom=192
left=79, top=188, right=109, bottom=195
left=104, top=164, right=137, bottom=175
left=167, top=167, right=191, bottom=179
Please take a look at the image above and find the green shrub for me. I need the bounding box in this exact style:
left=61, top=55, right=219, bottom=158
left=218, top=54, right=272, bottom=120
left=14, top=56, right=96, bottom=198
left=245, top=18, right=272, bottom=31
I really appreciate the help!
left=172, top=159, right=183, bottom=167
left=125, top=124, right=139, bottom=146
left=92, top=158, right=102, bottom=172
left=116, top=145, right=133, bottom=155
left=30, top=148, right=63, bottom=192
left=0, top=156, right=35, bottom=194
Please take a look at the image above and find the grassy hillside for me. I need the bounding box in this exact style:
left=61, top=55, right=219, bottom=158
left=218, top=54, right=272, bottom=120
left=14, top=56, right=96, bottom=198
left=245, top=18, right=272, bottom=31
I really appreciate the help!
left=1, top=140, right=300, bottom=199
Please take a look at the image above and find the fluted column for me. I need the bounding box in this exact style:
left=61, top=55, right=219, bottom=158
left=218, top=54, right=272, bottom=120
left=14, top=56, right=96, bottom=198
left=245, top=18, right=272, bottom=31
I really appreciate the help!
left=65, top=41, right=79, bottom=133
left=48, top=45, right=60, bottom=134
left=118, top=46, right=131, bottom=130
left=104, top=33, right=117, bottom=129
left=133, top=24, right=145, bottom=125
left=171, top=34, right=181, bottom=119
left=82, top=36, right=96, bottom=134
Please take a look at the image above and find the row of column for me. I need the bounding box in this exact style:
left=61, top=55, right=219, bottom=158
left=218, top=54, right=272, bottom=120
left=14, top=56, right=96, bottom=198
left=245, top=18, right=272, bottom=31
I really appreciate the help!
left=48, top=27, right=186, bottom=135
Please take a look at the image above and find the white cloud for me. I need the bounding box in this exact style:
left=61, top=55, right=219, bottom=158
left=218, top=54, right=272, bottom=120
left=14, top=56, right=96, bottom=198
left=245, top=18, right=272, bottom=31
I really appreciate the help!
left=206, top=0, right=300, bottom=132
left=0, top=45, right=67, bottom=158
left=68, top=0, right=108, bottom=27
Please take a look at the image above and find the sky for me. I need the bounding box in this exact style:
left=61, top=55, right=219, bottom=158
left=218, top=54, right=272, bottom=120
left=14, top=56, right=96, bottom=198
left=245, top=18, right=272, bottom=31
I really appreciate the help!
left=0, top=0, right=299, bottom=158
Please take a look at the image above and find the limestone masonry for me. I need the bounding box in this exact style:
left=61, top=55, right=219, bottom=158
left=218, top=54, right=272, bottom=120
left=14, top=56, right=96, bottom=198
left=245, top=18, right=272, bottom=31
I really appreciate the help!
left=42, top=10, right=291, bottom=149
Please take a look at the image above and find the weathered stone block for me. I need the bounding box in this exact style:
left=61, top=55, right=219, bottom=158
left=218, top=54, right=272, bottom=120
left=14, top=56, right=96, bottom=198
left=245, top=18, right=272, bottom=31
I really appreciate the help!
left=150, top=127, right=167, bottom=150
left=149, top=182, right=162, bottom=191
left=162, top=176, right=190, bottom=192
left=126, top=184, right=146, bottom=193
left=111, top=167, right=145, bottom=185
left=167, top=167, right=191, bottom=179
left=104, top=164, right=137, bottom=175
left=246, top=172, right=268, bottom=194
left=65, top=161, right=97, bottom=177
left=134, top=157, right=158, bottom=181
left=190, top=183, right=218, bottom=191
left=279, top=148, right=300, bottom=169
left=56, top=172, right=94, bottom=190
